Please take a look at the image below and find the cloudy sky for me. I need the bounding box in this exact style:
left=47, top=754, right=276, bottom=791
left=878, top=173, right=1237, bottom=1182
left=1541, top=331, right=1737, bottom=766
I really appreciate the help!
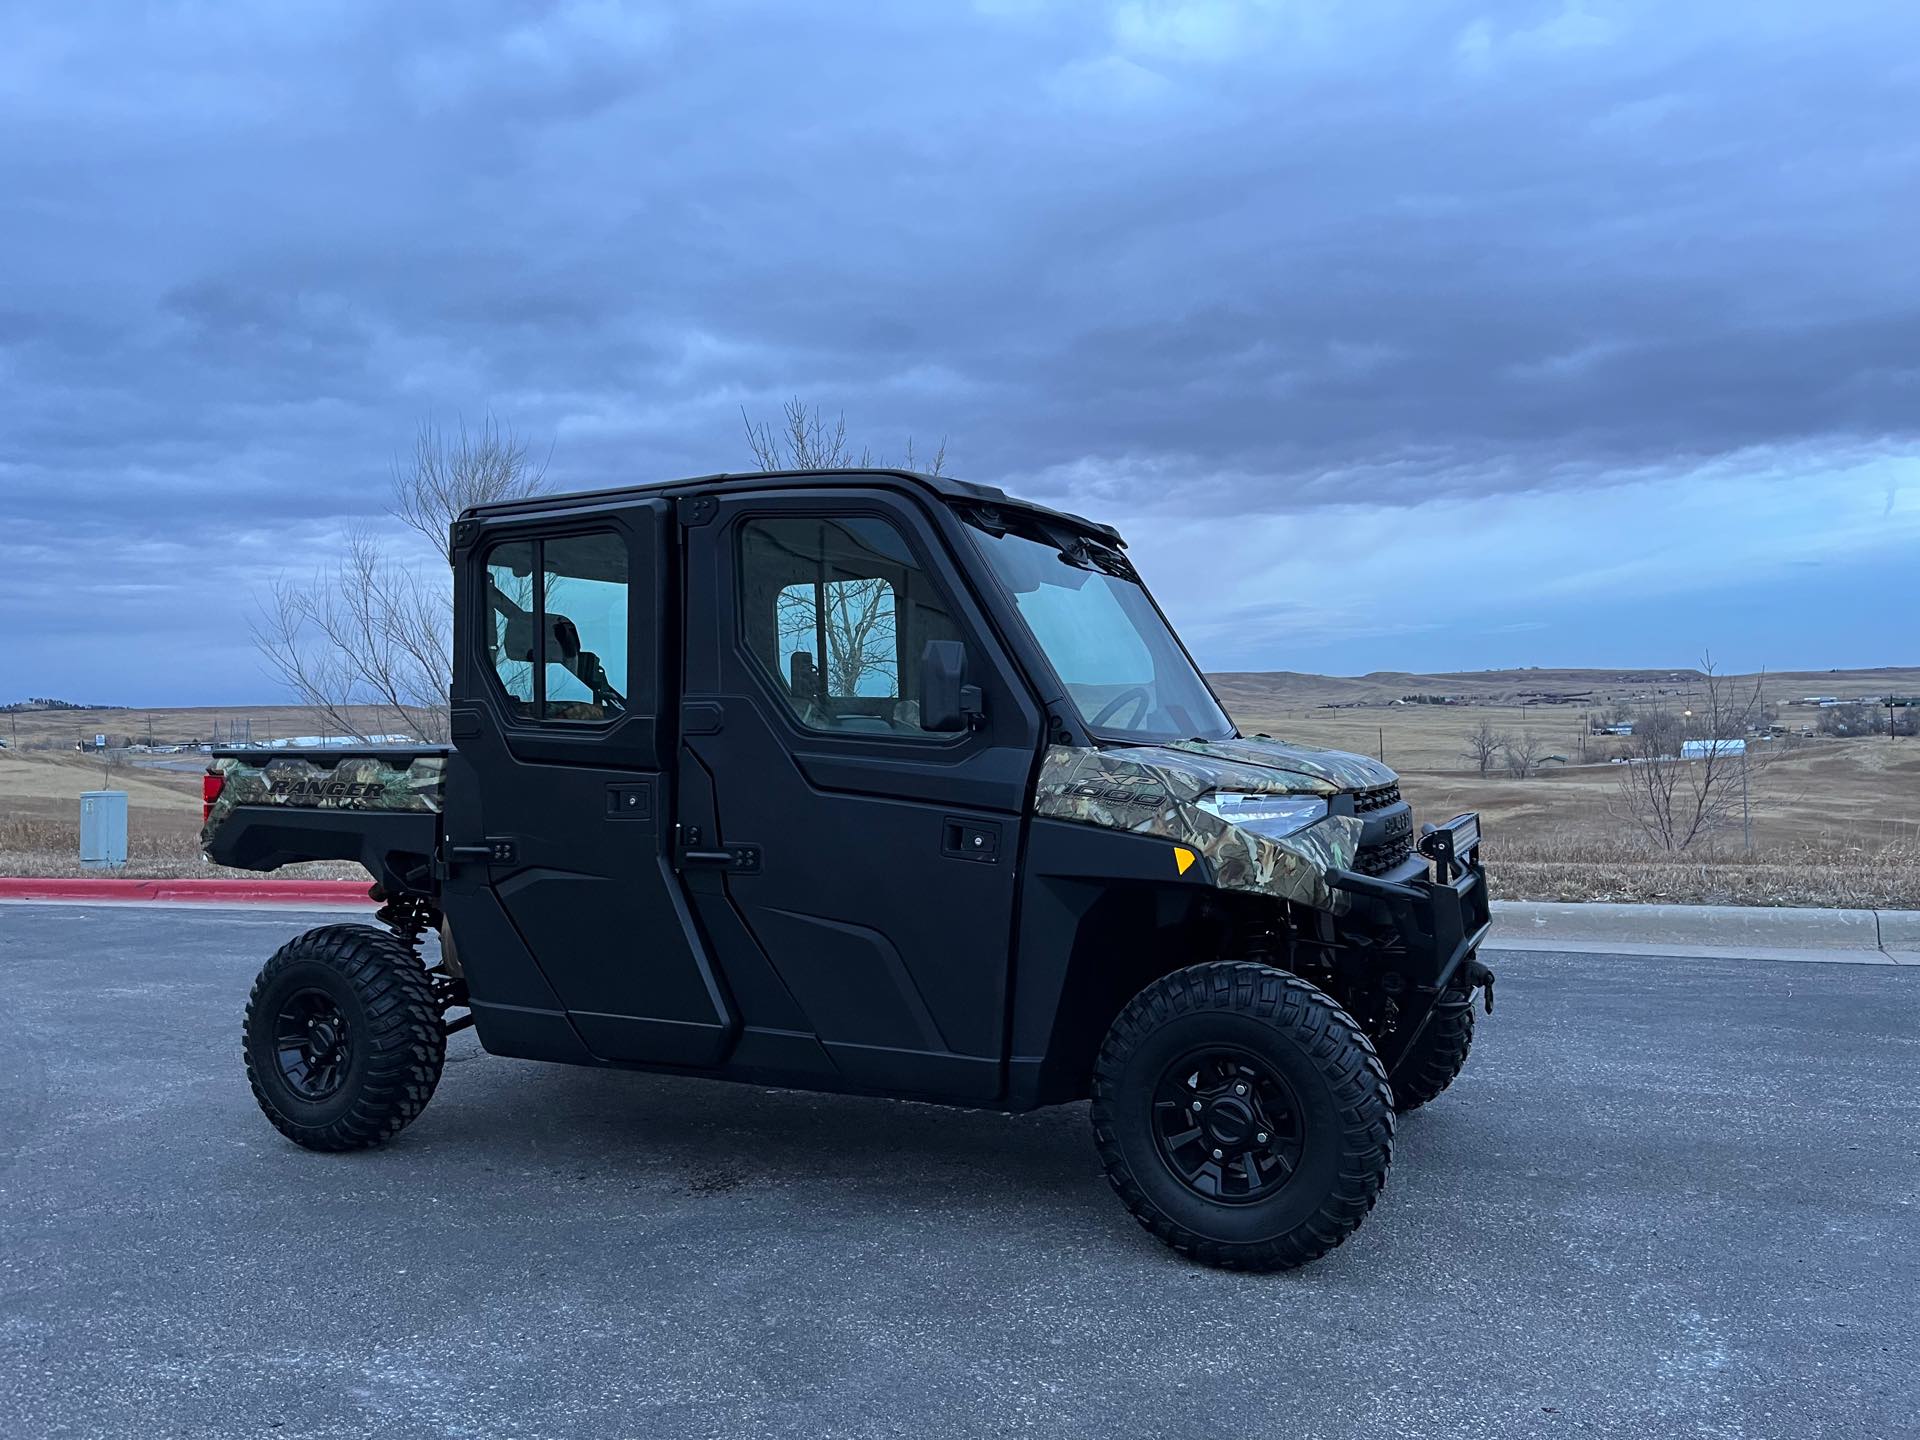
left=4, top=0, right=1916, bottom=705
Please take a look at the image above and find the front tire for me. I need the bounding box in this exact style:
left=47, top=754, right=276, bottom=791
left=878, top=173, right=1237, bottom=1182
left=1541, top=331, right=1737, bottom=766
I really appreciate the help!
left=243, top=924, right=445, bottom=1151
left=1091, top=962, right=1394, bottom=1271
left=1389, top=987, right=1475, bottom=1114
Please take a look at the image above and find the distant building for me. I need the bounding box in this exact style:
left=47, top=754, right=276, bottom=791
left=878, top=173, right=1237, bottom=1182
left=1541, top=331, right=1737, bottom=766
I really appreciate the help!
left=1680, top=739, right=1746, bottom=760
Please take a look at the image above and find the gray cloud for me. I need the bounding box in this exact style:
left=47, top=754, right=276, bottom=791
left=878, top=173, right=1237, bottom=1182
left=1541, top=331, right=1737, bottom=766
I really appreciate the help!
left=3, top=0, right=1918, bottom=696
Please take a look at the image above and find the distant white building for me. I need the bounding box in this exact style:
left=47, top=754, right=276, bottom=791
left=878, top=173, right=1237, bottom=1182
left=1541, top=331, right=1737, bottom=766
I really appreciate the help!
left=1680, top=738, right=1746, bottom=760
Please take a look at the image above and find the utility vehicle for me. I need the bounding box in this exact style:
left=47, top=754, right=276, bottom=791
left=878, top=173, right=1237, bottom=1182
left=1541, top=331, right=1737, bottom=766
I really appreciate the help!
left=206, top=468, right=1493, bottom=1270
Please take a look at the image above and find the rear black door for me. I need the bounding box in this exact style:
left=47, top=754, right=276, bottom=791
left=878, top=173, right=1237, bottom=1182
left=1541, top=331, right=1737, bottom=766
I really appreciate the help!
left=444, top=501, right=734, bottom=1067
left=678, top=486, right=1042, bottom=1101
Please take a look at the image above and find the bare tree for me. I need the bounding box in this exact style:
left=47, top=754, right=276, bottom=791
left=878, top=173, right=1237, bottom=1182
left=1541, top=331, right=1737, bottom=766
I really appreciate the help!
left=1503, top=730, right=1543, bottom=778
left=822, top=577, right=898, bottom=695
left=743, top=397, right=947, bottom=477
left=1610, top=656, right=1773, bottom=851
left=1461, top=718, right=1504, bottom=777
left=776, top=576, right=899, bottom=702
left=1632, top=708, right=1684, bottom=756
left=391, top=414, right=550, bottom=563
left=744, top=399, right=942, bottom=710
left=254, top=531, right=451, bottom=741
left=1818, top=701, right=1882, bottom=737
left=253, top=416, right=551, bottom=742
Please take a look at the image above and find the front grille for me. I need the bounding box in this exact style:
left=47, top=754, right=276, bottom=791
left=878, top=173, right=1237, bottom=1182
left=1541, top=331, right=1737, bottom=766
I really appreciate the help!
left=1353, top=783, right=1402, bottom=814
left=1353, top=833, right=1416, bottom=876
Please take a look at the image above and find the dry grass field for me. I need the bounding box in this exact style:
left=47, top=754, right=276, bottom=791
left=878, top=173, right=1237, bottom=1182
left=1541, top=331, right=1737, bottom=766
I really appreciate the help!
left=0, top=705, right=389, bottom=881
left=4, top=670, right=1917, bottom=906
left=1218, top=666, right=1920, bottom=906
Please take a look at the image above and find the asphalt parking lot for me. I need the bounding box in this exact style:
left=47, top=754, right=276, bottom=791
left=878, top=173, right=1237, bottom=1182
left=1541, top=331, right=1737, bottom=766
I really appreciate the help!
left=3, top=903, right=1916, bottom=1439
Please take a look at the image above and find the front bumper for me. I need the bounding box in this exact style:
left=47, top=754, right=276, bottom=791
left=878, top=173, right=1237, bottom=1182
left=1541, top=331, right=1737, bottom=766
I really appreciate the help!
left=1325, top=812, right=1494, bottom=1067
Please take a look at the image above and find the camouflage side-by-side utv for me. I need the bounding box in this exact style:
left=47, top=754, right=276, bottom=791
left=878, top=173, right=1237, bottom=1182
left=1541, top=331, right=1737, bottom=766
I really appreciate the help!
left=206, top=467, right=1493, bottom=1270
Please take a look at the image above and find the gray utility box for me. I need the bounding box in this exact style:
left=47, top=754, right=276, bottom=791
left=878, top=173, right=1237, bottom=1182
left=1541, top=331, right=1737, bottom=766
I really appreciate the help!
left=80, top=790, right=129, bottom=868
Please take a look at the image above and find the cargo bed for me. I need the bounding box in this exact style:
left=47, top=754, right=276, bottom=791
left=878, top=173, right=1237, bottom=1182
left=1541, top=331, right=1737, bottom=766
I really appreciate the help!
left=200, top=746, right=448, bottom=891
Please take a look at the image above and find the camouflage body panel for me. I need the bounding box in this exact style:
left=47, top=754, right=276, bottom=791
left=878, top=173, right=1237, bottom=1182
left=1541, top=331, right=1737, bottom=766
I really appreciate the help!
left=1163, top=737, right=1397, bottom=794
left=1031, top=738, right=1400, bottom=913
left=201, top=752, right=446, bottom=851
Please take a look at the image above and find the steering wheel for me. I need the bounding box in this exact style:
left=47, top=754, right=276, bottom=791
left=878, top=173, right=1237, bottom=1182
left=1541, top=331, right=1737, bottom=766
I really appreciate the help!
left=1089, top=685, right=1153, bottom=729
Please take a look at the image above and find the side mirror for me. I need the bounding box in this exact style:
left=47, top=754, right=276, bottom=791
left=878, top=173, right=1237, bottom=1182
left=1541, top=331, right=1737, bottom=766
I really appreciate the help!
left=496, top=609, right=580, bottom=666
left=500, top=610, right=535, bottom=663
left=919, top=639, right=984, bottom=733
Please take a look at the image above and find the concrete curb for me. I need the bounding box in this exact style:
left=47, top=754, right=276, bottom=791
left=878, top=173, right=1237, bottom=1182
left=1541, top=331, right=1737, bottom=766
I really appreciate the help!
left=0, top=877, right=373, bottom=906
left=1878, top=908, right=1920, bottom=964
left=1488, top=900, right=1920, bottom=965
left=2, top=880, right=1915, bottom=965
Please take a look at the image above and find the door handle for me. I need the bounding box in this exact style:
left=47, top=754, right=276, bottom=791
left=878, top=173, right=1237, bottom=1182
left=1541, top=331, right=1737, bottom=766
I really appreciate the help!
left=446, top=839, right=517, bottom=867
left=677, top=844, right=762, bottom=874
left=941, top=819, right=1000, bottom=863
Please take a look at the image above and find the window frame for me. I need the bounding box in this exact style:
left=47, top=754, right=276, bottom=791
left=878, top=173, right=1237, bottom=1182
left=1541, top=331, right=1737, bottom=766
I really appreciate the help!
left=479, top=529, right=629, bottom=729
left=730, top=506, right=969, bottom=746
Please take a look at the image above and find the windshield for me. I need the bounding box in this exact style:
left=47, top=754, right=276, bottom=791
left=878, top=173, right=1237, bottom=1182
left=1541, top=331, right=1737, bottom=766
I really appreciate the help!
left=969, top=522, right=1233, bottom=743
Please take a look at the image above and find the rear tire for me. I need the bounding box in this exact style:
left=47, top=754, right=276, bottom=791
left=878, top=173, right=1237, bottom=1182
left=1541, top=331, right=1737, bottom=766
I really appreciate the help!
left=1091, top=962, right=1394, bottom=1271
left=1390, top=988, right=1475, bottom=1114
left=243, top=924, right=445, bottom=1151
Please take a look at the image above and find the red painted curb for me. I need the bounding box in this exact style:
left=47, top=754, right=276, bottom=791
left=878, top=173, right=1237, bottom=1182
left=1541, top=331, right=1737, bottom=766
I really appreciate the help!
left=0, top=877, right=375, bottom=905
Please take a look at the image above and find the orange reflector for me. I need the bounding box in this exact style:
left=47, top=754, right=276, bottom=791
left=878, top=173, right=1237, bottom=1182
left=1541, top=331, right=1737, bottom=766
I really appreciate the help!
left=1173, top=846, right=1196, bottom=876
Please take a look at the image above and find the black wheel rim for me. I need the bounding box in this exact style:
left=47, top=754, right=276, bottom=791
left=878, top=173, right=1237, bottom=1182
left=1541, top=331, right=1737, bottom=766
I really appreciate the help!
left=1151, top=1046, right=1306, bottom=1204
left=274, top=987, right=353, bottom=1101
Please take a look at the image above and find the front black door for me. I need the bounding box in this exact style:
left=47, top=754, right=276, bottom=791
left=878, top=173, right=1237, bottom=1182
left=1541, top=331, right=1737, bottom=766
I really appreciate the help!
left=444, top=500, right=734, bottom=1068
left=678, top=487, right=1042, bottom=1101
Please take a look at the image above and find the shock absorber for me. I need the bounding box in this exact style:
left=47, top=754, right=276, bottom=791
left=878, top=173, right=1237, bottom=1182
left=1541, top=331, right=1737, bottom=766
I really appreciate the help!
left=372, top=886, right=437, bottom=951
left=371, top=886, right=469, bottom=1031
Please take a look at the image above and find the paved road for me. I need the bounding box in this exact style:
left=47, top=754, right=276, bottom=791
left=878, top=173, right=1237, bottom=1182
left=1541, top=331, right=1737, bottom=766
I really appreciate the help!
left=3, top=904, right=1916, bottom=1440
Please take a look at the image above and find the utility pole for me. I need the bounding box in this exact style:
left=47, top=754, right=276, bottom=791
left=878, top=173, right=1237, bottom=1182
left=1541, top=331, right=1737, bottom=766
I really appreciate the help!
left=1378, top=725, right=1385, bottom=763
left=1740, top=748, right=1753, bottom=854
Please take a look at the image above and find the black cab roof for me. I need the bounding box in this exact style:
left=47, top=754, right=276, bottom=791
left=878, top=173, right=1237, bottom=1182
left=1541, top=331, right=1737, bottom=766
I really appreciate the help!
left=463, top=468, right=1125, bottom=547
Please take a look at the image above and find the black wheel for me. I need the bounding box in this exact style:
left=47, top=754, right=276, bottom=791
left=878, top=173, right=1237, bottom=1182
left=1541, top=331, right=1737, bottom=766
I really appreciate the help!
left=243, top=924, right=445, bottom=1152
left=1389, top=986, right=1475, bottom=1114
left=1091, top=962, right=1394, bottom=1271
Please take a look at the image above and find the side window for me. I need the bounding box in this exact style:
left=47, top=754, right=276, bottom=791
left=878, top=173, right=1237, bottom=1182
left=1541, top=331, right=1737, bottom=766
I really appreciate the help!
left=739, top=515, right=960, bottom=736
left=481, top=533, right=629, bottom=723
left=485, top=543, right=537, bottom=706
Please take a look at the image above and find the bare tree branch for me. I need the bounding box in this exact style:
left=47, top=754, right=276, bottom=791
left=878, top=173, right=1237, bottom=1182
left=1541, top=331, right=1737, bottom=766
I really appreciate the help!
left=252, top=415, right=551, bottom=740
left=391, top=413, right=551, bottom=564
left=1608, top=655, right=1776, bottom=851
left=743, top=396, right=947, bottom=476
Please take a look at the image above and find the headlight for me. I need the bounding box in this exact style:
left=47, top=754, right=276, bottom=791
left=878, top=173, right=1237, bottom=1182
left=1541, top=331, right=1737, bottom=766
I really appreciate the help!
left=1196, top=791, right=1329, bottom=839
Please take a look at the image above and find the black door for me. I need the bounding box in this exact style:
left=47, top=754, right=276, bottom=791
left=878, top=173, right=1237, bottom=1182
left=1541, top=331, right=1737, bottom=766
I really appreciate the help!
left=678, top=487, right=1042, bottom=1101
left=444, top=500, right=735, bottom=1068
